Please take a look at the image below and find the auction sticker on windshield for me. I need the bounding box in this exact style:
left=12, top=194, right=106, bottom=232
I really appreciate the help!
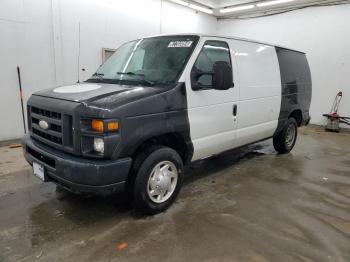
left=168, top=41, right=193, bottom=48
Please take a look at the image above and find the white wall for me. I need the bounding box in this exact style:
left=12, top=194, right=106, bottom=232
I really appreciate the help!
left=217, top=4, right=350, bottom=127
left=0, top=0, right=56, bottom=141
left=0, top=0, right=217, bottom=141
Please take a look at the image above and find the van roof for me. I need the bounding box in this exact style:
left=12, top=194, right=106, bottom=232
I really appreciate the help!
left=143, top=33, right=305, bottom=54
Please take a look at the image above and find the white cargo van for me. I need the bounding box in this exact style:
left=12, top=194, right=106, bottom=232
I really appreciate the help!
left=23, top=34, right=312, bottom=214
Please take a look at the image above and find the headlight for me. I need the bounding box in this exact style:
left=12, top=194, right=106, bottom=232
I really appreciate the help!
left=93, top=137, right=104, bottom=154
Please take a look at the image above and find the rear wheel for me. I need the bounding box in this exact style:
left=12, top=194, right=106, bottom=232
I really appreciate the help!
left=133, top=147, right=184, bottom=214
left=273, top=118, right=298, bottom=154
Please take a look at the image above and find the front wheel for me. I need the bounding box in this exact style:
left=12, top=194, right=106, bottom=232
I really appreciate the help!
left=133, top=147, right=184, bottom=214
left=273, top=118, right=298, bottom=154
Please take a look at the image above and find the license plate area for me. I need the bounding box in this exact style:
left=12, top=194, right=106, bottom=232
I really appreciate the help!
left=33, top=162, right=47, bottom=182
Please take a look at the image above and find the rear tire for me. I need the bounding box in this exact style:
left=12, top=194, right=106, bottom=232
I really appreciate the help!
left=133, top=147, right=184, bottom=215
left=273, top=118, right=298, bottom=154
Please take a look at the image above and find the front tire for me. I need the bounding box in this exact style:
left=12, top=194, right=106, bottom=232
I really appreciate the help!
left=273, top=118, right=298, bottom=154
left=133, top=147, right=184, bottom=214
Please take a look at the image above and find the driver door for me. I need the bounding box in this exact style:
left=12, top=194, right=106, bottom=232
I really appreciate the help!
left=185, top=38, right=239, bottom=161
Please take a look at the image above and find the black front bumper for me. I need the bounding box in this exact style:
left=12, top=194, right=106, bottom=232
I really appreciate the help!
left=22, top=135, right=132, bottom=195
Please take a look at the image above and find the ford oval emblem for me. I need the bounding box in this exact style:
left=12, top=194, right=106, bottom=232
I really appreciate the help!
left=39, top=120, right=49, bottom=130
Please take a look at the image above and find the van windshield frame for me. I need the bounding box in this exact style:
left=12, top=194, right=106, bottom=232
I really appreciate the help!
left=86, top=35, right=200, bottom=87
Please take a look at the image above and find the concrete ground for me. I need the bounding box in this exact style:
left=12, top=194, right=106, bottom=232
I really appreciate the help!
left=0, top=126, right=349, bottom=262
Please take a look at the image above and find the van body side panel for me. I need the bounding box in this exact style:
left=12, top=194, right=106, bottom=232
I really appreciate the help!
left=275, top=47, right=312, bottom=134
left=233, top=41, right=282, bottom=148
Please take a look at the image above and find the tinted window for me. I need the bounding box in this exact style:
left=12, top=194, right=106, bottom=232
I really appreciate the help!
left=192, top=41, right=231, bottom=88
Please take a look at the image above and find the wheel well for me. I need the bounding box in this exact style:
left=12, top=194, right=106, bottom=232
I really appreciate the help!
left=289, top=109, right=303, bottom=126
left=132, top=133, right=190, bottom=164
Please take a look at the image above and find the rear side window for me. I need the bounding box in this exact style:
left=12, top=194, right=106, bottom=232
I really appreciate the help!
left=192, top=41, right=231, bottom=89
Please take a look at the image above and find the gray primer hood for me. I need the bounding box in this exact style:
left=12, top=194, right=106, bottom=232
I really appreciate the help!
left=33, top=83, right=167, bottom=109
left=33, top=83, right=133, bottom=102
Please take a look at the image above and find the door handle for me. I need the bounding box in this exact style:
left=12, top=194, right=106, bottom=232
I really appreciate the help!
left=233, top=104, right=237, bottom=116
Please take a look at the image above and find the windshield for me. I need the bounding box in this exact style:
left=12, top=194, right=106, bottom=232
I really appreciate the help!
left=88, top=35, right=199, bottom=86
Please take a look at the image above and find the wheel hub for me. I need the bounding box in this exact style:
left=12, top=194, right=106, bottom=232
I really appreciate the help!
left=147, top=161, right=178, bottom=203
left=286, top=124, right=296, bottom=148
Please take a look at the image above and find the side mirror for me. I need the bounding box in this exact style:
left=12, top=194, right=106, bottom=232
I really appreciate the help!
left=212, top=61, right=233, bottom=90
left=191, top=61, right=233, bottom=91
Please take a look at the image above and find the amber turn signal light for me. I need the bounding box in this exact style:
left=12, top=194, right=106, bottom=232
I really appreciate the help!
left=108, top=121, right=119, bottom=132
left=92, top=119, right=104, bottom=132
left=91, top=119, right=119, bottom=132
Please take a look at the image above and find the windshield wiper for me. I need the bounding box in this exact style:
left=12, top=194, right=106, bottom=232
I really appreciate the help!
left=116, top=72, right=144, bottom=77
left=116, top=72, right=155, bottom=86
left=92, top=73, right=105, bottom=80
left=127, top=79, right=156, bottom=86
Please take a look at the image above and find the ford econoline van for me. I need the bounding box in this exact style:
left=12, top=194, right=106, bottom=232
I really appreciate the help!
left=23, top=34, right=311, bottom=214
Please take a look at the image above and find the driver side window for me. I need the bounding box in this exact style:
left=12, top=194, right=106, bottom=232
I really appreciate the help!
left=191, top=40, right=231, bottom=89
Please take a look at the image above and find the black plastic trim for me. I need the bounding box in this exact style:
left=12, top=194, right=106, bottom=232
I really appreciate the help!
left=22, top=134, right=132, bottom=194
